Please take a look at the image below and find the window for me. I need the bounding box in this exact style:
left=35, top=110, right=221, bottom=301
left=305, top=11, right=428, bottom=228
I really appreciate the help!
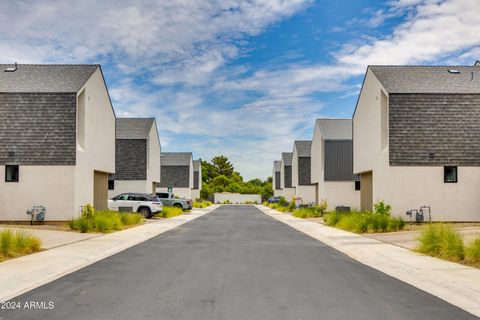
left=444, top=166, right=457, bottom=183
left=355, top=180, right=361, bottom=191
left=108, top=180, right=115, bottom=190
left=114, top=194, right=129, bottom=201
left=5, top=165, right=19, bottom=182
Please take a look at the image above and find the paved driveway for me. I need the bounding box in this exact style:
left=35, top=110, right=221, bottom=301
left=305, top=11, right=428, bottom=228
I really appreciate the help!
left=0, top=205, right=476, bottom=320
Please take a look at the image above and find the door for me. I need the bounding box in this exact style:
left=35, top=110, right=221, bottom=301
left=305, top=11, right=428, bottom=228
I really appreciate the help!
left=360, top=171, right=373, bottom=212
left=93, top=171, right=108, bottom=210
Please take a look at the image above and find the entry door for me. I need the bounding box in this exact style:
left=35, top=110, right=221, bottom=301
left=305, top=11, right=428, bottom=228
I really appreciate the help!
left=93, top=171, right=108, bottom=210
left=360, top=171, right=373, bottom=212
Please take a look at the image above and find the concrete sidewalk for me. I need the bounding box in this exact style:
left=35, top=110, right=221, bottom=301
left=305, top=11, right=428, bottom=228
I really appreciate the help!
left=0, top=226, right=100, bottom=249
left=0, top=206, right=218, bottom=302
left=257, top=205, right=480, bottom=318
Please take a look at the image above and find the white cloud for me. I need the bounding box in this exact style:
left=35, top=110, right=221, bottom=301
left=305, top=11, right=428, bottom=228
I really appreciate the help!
left=2, top=0, right=480, bottom=179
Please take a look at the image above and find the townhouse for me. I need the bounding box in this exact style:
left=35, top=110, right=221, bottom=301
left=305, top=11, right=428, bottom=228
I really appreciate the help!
left=192, top=159, right=202, bottom=200
left=354, top=64, right=480, bottom=221
left=311, top=119, right=359, bottom=210
left=108, top=118, right=161, bottom=198
left=158, top=152, right=194, bottom=199
left=272, top=160, right=282, bottom=196
left=0, top=64, right=116, bottom=220
left=292, top=141, right=316, bottom=204
left=280, top=152, right=295, bottom=200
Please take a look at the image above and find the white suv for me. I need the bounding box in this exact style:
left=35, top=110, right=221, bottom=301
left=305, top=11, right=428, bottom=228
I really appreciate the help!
left=108, top=193, right=163, bottom=218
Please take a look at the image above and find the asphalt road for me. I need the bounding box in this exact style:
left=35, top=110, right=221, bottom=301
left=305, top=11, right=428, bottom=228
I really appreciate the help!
left=1, top=205, right=477, bottom=320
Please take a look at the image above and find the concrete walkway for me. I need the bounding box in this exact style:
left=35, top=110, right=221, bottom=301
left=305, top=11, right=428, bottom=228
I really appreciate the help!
left=0, top=226, right=100, bottom=249
left=0, top=206, right=218, bottom=302
left=257, top=205, right=480, bottom=318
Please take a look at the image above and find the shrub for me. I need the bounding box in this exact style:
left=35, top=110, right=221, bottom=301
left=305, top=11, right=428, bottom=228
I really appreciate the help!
left=417, top=224, right=464, bottom=261
left=324, top=210, right=405, bottom=233
left=70, top=205, right=143, bottom=233
left=325, top=211, right=341, bottom=226
left=466, top=239, right=480, bottom=263
left=158, top=206, right=183, bottom=218
left=278, top=196, right=289, bottom=207
left=0, top=229, right=41, bottom=261
left=193, top=200, right=213, bottom=208
left=374, top=200, right=392, bottom=215
left=292, top=208, right=322, bottom=219
left=318, top=200, right=328, bottom=215
left=287, top=200, right=296, bottom=212
left=222, top=200, right=232, bottom=204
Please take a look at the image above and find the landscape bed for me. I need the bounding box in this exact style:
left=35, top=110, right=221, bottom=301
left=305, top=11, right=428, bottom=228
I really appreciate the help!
left=0, top=229, right=42, bottom=261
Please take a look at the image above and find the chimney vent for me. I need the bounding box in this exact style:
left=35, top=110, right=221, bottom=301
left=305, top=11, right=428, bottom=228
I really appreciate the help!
left=4, top=62, right=17, bottom=72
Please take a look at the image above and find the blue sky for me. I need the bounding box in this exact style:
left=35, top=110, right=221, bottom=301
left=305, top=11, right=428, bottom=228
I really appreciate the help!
left=1, top=0, right=479, bottom=179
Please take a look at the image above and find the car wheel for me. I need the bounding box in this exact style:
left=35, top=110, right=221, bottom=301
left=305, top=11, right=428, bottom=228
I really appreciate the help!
left=173, top=203, right=183, bottom=210
left=138, top=207, right=152, bottom=218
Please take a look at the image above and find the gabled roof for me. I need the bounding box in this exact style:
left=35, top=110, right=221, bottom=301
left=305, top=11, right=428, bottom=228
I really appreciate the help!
left=281, top=152, right=293, bottom=166
left=0, top=64, right=98, bottom=92
left=294, top=140, right=312, bottom=157
left=161, top=152, right=193, bottom=166
left=193, top=160, right=201, bottom=171
left=273, top=160, right=281, bottom=171
left=315, top=119, right=352, bottom=140
left=116, top=118, right=155, bottom=139
left=369, top=65, right=480, bottom=94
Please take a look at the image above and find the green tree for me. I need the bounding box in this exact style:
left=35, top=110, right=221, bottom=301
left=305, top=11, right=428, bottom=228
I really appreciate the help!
left=211, top=156, right=234, bottom=177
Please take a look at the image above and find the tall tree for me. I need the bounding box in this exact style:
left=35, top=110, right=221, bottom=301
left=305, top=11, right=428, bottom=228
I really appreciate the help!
left=211, top=155, right=234, bottom=177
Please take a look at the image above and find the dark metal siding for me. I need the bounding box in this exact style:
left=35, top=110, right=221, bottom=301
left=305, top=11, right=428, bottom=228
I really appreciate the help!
left=160, top=166, right=190, bottom=188
left=324, top=140, right=356, bottom=181
left=389, top=94, right=480, bottom=166
left=193, top=171, right=199, bottom=189
left=298, top=157, right=311, bottom=185
left=0, top=93, right=77, bottom=165
left=112, top=139, right=147, bottom=180
left=284, top=166, right=292, bottom=188
left=275, top=171, right=281, bottom=190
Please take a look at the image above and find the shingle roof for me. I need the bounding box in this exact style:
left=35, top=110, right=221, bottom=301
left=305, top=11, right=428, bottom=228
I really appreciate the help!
left=294, top=141, right=312, bottom=157
left=0, top=64, right=98, bottom=92
left=282, top=152, right=293, bottom=166
left=273, top=160, right=281, bottom=171
left=316, top=119, right=352, bottom=140
left=116, top=118, right=155, bottom=139
left=369, top=65, right=480, bottom=94
left=193, top=160, right=201, bottom=171
left=161, top=152, right=193, bottom=166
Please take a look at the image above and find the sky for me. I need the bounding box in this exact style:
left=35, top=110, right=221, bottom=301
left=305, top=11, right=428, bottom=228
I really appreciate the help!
left=1, top=0, right=480, bottom=179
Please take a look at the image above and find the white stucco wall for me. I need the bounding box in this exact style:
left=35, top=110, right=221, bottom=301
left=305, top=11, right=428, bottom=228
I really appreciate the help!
left=294, top=185, right=316, bottom=205
left=147, top=121, right=161, bottom=190
left=354, top=68, right=480, bottom=221
left=74, top=68, right=116, bottom=215
left=292, top=145, right=299, bottom=187
left=108, top=180, right=150, bottom=199
left=192, top=189, right=201, bottom=200
left=321, top=181, right=359, bottom=211
left=0, top=166, right=76, bottom=220
left=214, top=193, right=261, bottom=204
left=282, top=188, right=295, bottom=201
left=310, top=123, right=323, bottom=185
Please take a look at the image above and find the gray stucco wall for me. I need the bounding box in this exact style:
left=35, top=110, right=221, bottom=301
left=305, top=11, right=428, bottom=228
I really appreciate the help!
left=113, top=139, right=147, bottom=180
left=160, top=166, right=190, bottom=188
left=275, top=172, right=281, bottom=190
left=0, top=93, right=77, bottom=165
left=284, top=166, right=292, bottom=188
left=298, top=157, right=311, bottom=186
left=324, top=140, right=356, bottom=181
left=389, top=94, right=480, bottom=166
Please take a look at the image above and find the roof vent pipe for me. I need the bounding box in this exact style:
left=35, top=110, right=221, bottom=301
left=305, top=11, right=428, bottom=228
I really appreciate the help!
left=4, top=62, right=17, bottom=72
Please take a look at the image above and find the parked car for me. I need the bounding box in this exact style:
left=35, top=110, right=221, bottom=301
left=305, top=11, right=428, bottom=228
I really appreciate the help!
left=156, top=192, right=192, bottom=211
left=108, top=193, right=163, bottom=218
left=268, top=196, right=281, bottom=203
